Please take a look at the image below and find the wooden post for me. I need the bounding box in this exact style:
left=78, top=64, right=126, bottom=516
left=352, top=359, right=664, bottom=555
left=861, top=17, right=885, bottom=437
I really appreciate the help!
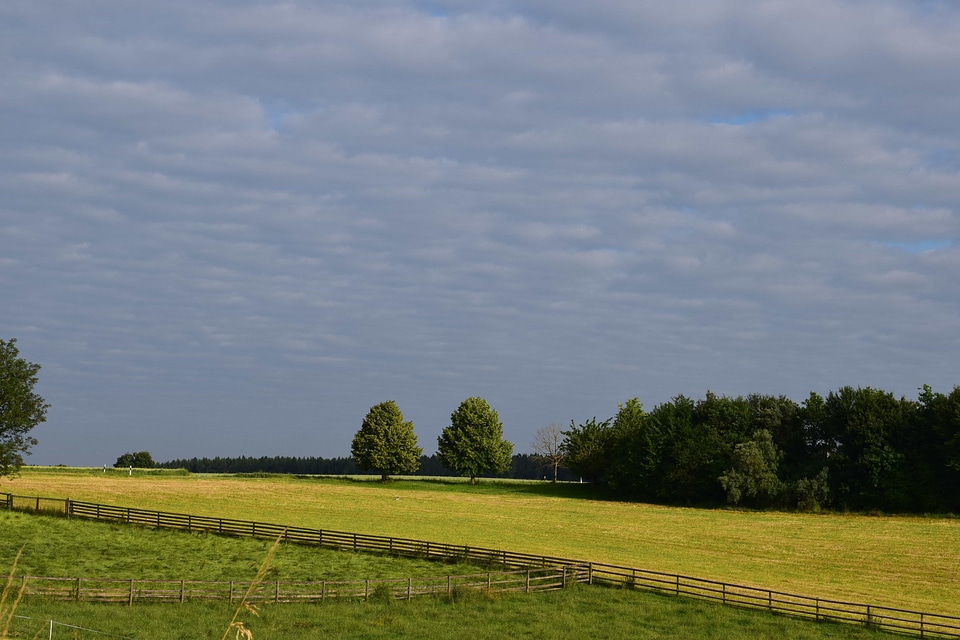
left=365, top=579, right=369, bottom=600
left=675, top=575, right=680, bottom=595
left=768, top=590, right=772, bottom=611
left=321, top=581, right=326, bottom=601
left=407, top=578, right=412, bottom=600
left=920, top=612, right=925, bottom=639
left=229, top=581, right=234, bottom=603
left=275, top=581, right=280, bottom=604
left=65, top=499, right=72, bottom=518
left=447, top=575, right=452, bottom=597
left=129, top=579, right=134, bottom=605
left=76, top=577, right=81, bottom=602
left=180, top=580, right=185, bottom=603
left=526, top=570, right=531, bottom=593
left=722, top=583, right=726, bottom=605
left=815, top=598, right=820, bottom=622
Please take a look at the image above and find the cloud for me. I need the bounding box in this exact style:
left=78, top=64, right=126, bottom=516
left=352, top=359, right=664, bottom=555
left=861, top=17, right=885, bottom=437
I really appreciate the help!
left=2, top=0, right=959, bottom=465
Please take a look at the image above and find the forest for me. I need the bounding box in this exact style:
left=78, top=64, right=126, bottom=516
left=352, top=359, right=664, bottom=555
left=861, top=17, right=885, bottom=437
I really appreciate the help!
left=563, top=385, right=960, bottom=513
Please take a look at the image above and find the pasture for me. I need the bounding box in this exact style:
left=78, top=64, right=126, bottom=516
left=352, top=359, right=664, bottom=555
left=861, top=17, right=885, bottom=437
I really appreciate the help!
left=3, top=468, right=959, bottom=617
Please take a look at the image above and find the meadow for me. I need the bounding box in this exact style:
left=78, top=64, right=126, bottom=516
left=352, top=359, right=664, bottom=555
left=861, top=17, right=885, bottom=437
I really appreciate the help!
left=3, top=467, right=959, bottom=618
left=8, top=587, right=896, bottom=640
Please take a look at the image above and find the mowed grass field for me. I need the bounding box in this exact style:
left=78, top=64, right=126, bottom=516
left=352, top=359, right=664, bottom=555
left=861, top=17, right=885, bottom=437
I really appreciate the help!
left=4, top=468, right=959, bottom=617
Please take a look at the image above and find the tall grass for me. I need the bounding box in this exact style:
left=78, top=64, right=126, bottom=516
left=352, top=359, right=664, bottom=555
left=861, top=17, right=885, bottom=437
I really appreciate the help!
left=0, top=546, right=27, bottom=639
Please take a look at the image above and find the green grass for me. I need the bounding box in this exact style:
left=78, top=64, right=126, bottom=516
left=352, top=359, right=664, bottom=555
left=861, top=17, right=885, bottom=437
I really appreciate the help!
left=5, top=469, right=960, bottom=616
left=0, top=511, right=478, bottom=582
left=8, top=585, right=898, bottom=640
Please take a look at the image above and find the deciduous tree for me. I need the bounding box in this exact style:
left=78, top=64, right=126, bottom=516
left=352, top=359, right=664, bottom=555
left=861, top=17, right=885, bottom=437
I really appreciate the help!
left=351, top=401, right=422, bottom=481
left=437, top=397, right=512, bottom=484
left=114, top=451, right=155, bottom=468
left=531, top=423, right=565, bottom=482
left=0, top=339, right=49, bottom=477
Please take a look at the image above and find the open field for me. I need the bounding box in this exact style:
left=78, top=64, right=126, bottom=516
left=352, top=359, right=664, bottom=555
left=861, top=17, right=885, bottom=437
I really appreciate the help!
left=9, top=584, right=898, bottom=640
left=0, top=511, right=477, bottom=582
left=4, top=468, right=959, bottom=616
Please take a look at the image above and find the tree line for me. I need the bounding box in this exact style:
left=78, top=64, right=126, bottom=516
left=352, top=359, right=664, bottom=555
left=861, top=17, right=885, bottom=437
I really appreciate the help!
left=562, top=386, right=960, bottom=513
left=156, top=452, right=569, bottom=480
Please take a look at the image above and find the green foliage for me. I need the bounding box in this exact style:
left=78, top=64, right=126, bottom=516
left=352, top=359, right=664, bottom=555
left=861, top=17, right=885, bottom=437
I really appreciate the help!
left=352, top=401, right=422, bottom=481
left=794, top=467, right=831, bottom=512
left=437, top=397, right=513, bottom=483
left=0, top=338, right=48, bottom=477
left=718, top=430, right=783, bottom=506
left=114, top=451, right=156, bottom=468
left=560, top=417, right=613, bottom=484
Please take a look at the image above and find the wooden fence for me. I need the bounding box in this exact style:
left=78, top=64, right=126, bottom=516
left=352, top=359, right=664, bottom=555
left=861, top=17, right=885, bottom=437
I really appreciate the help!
left=14, top=567, right=572, bottom=605
left=4, top=492, right=960, bottom=638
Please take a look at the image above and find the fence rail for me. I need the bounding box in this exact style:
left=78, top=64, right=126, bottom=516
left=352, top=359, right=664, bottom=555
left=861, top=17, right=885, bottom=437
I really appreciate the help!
left=15, top=567, right=573, bottom=605
left=4, top=492, right=959, bottom=638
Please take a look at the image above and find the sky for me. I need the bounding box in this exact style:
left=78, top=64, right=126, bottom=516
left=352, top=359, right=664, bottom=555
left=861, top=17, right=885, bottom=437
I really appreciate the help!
left=2, top=0, right=959, bottom=467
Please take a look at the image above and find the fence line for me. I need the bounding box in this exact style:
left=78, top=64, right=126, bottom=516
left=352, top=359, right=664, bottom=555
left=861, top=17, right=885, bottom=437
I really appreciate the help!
left=16, top=567, right=572, bottom=605
left=4, top=492, right=960, bottom=638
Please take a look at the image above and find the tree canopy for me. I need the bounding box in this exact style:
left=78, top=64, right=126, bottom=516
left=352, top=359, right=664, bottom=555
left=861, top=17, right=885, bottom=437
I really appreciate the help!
left=437, top=397, right=513, bottom=484
left=114, top=451, right=156, bottom=468
left=0, top=339, right=49, bottom=477
left=351, top=400, right=422, bottom=481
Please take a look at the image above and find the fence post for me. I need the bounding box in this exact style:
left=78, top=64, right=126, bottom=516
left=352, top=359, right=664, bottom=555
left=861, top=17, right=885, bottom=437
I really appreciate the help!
left=920, top=612, right=924, bottom=639
left=129, top=579, right=134, bottom=605
left=722, top=583, right=726, bottom=605
left=229, top=581, right=234, bottom=603
left=675, top=575, right=680, bottom=596
left=815, top=598, right=820, bottom=622
left=65, top=499, right=72, bottom=518
left=321, top=581, right=326, bottom=602
left=36, top=497, right=40, bottom=512
left=447, top=575, right=452, bottom=597
left=588, top=563, right=593, bottom=585
left=275, top=581, right=280, bottom=604
left=768, top=590, right=772, bottom=611
left=76, top=578, right=81, bottom=602
left=526, top=570, right=531, bottom=593
left=365, top=580, right=369, bottom=600
left=407, top=578, right=412, bottom=600
left=180, top=580, right=185, bottom=603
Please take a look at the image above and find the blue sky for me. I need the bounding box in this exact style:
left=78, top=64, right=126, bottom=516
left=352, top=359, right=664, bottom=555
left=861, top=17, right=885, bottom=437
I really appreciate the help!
left=2, top=0, right=959, bottom=466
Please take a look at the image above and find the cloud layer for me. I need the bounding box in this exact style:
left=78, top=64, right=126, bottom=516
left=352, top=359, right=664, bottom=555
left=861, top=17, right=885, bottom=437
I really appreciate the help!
left=2, top=0, right=958, bottom=465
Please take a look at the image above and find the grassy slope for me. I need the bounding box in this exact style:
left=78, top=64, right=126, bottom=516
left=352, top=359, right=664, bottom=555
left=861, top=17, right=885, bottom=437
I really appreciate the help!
left=9, top=587, right=896, bottom=640
left=4, top=469, right=959, bottom=616
left=0, top=511, right=476, bottom=581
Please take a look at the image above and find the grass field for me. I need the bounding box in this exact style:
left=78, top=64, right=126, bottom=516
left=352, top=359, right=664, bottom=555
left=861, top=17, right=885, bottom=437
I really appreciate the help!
left=3, top=468, right=959, bottom=617
left=7, top=586, right=897, bottom=640
left=0, top=511, right=476, bottom=581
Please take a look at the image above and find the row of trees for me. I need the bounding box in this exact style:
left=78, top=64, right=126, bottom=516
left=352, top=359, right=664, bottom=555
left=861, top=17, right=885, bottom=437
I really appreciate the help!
left=157, top=452, right=563, bottom=479
left=351, top=397, right=513, bottom=483
left=561, top=386, right=960, bottom=513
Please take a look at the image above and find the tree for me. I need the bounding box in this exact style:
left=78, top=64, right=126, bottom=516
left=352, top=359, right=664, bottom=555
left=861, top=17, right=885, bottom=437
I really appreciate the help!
left=114, top=451, right=155, bottom=468
left=437, top=397, right=512, bottom=484
left=718, top=429, right=783, bottom=506
left=351, top=401, right=422, bottom=481
left=531, top=423, right=565, bottom=482
left=561, top=417, right=613, bottom=485
left=0, top=339, right=49, bottom=477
